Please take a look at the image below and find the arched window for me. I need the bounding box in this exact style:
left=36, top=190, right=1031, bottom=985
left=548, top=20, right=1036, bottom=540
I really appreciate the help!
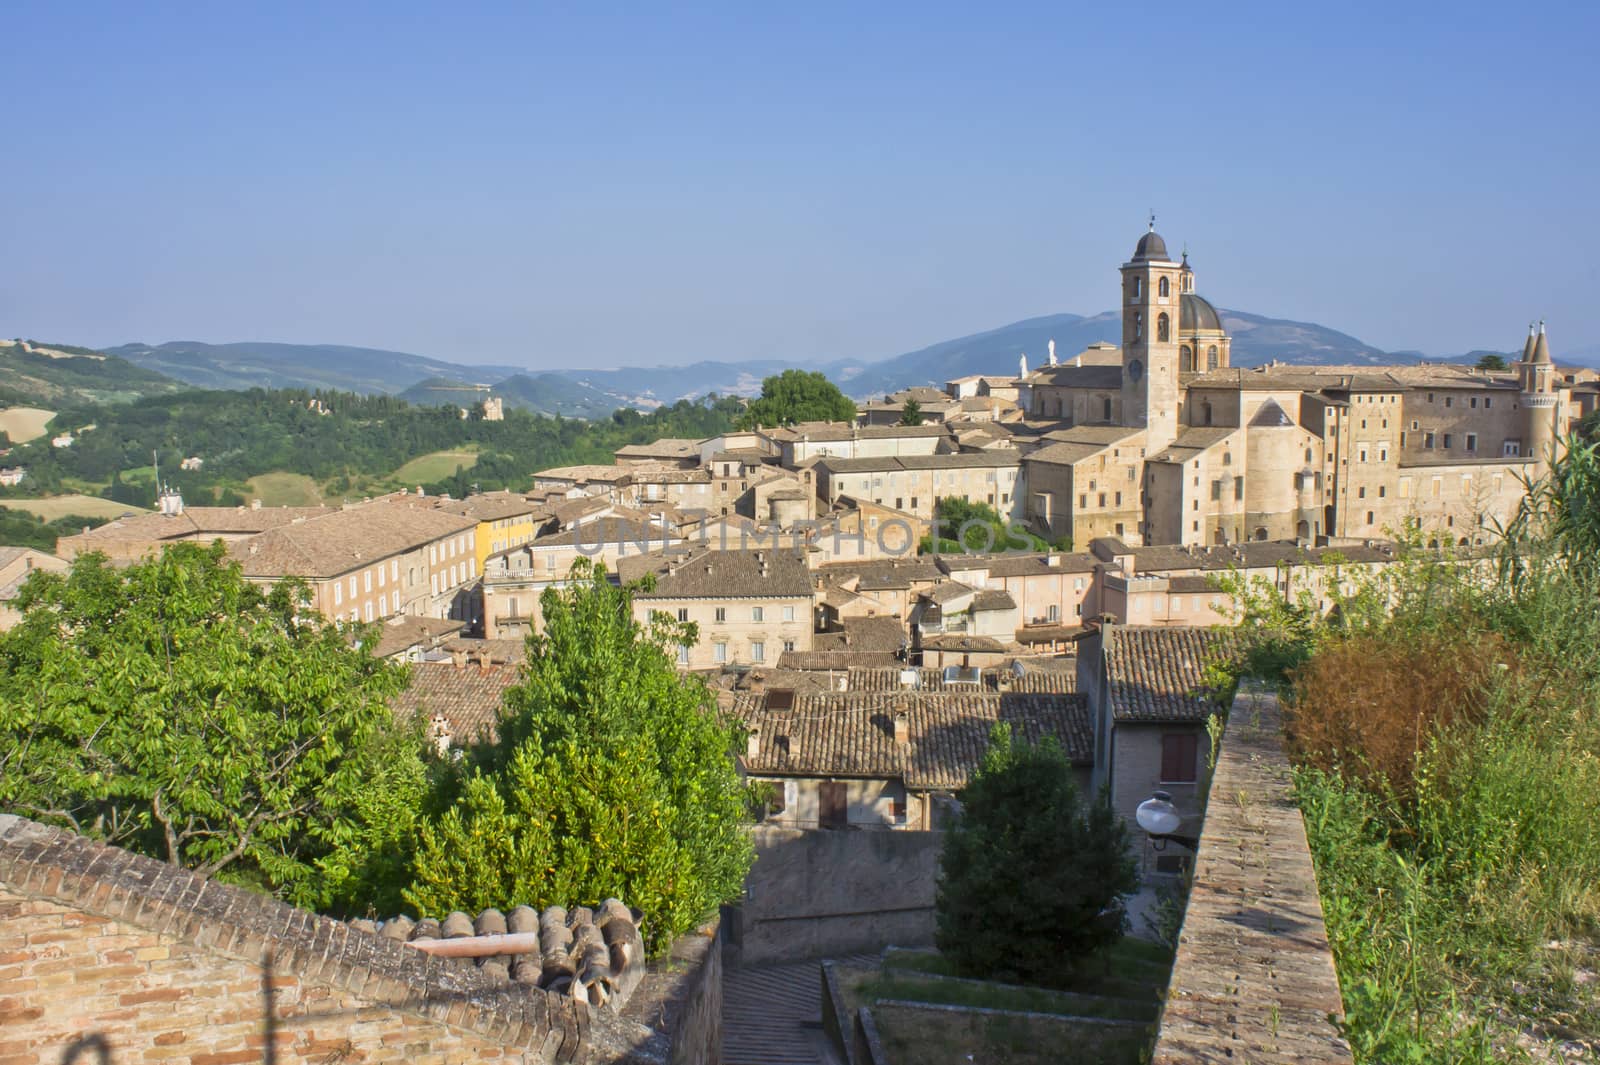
left=1133, top=313, right=1143, bottom=341
left=1254, top=527, right=1269, bottom=542
left=1180, top=345, right=1193, bottom=371
left=1102, top=397, right=1113, bottom=421
left=1158, top=276, right=1170, bottom=298
left=1203, top=401, right=1214, bottom=426
left=1222, top=451, right=1232, bottom=466
left=1297, top=520, right=1310, bottom=539
left=1131, top=277, right=1143, bottom=299
left=1157, top=313, right=1170, bottom=343
left=1207, top=345, right=1219, bottom=370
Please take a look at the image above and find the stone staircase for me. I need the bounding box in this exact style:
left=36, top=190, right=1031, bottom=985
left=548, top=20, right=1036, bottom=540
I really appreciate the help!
left=722, top=955, right=877, bottom=1065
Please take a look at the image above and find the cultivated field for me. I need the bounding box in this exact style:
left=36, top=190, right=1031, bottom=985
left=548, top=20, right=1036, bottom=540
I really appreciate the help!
left=0, top=495, right=148, bottom=520
left=244, top=472, right=326, bottom=507
left=388, top=448, right=480, bottom=485
left=0, top=407, right=57, bottom=444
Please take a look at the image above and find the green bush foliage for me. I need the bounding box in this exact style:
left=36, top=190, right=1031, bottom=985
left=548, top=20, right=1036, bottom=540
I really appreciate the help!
left=405, top=560, right=753, bottom=951
left=0, top=543, right=426, bottom=911
left=935, top=724, right=1137, bottom=986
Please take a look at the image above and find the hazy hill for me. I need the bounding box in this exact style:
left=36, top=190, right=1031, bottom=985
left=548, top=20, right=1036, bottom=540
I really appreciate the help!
left=109, top=340, right=522, bottom=395
left=398, top=373, right=624, bottom=419
left=0, top=339, right=184, bottom=407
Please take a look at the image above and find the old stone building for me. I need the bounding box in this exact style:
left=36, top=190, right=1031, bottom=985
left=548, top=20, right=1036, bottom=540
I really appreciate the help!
left=1022, top=222, right=1569, bottom=547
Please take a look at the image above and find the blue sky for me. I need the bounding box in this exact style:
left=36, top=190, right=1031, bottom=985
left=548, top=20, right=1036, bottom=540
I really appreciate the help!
left=3, top=2, right=1597, bottom=367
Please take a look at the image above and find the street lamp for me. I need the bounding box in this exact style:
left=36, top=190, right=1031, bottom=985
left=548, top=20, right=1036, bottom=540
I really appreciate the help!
left=1135, top=791, right=1200, bottom=851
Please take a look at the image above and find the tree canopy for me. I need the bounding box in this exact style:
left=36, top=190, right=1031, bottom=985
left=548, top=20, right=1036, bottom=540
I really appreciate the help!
left=920, top=497, right=1062, bottom=554
left=935, top=724, right=1137, bottom=985
left=405, top=560, right=753, bottom=951
left=0, top=543, right=426, bottom=911
left=736, top=370, right=856, bottom=429
left=1475, top=353, right=1510, bottom=371
left=900, top=398, right=924, bottom=426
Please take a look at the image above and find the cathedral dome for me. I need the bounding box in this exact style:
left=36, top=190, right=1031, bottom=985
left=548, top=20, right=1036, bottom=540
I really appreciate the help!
left=1132, top=230, right=1170, bottom=262
left=1180, top=292, right=1223, bottom=333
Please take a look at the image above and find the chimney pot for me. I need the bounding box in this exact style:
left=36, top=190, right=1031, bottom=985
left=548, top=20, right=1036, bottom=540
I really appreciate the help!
left=893, top=713, right=909, bottom=745
left=451, top=649, right=467, bottom=670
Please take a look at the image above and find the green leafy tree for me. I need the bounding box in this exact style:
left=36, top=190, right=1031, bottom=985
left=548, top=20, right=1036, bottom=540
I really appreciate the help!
left=405, top=560, right=753, bottom=951
left=1474, top=353, right=1509, bottom=371
left=900, top=398, right=924, bottom=426
left=736, top=369, right=856, bottom=428
left=0, top=542, right=424, bottom=910
left=920, top=497, right=1049, bottom=554
left=935, top=724, right=1137, bottom=985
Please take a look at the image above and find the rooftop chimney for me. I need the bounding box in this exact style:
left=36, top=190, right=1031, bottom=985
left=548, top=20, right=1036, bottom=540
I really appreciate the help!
left=250, top=498, right=262, bottom=510
left=893, top=713, right=909, bottom=745
left=746, top=731, right=760, bottom=760
left=451, top=649, right=467, bottom=670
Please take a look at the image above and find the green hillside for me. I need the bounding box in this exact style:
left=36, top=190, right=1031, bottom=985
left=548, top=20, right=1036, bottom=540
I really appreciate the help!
left=0, top=339, right=184, bottom=407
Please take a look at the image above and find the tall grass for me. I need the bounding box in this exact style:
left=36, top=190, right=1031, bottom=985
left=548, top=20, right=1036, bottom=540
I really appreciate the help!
left=1225, top=440, right=1600, bottom=1060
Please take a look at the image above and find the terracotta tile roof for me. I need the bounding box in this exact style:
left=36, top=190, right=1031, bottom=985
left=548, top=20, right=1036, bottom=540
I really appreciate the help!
left=937, top=551, right=1098, bottom=577
left=367, top=615, right=464, bottom=659
left=390, top=659, right=522, bottom=743
left=777, top=650, right=905, bottom=671
left=1022, top=427, right=1145, bottom=467
left=231, top=500, right=477, bottom=579
left=920, top=633, right=1009, bottom=653
left=810, top=616, right=911, bottom=655
left=971, top=589, right=1016, bottom=611
left=814, top=452, right=1019, bottom=474
left=63, top=504, right=334, bottom=548
left=736, top=690, right=1094, bottom=786
left=620, top=547, right=812, bottom=599
left=533, top=463, right=632, bottom=483
left=614, top=438, right=703, bottom=460
left=354, top=900, right=647, bottom=1009
left=429, top=491, right=543, bottom=521
left=841, top=666, right=1075, bottom=694
left=767, top=422, right=952, bottom=443
left=1104, top=625, right=1238, bottom=723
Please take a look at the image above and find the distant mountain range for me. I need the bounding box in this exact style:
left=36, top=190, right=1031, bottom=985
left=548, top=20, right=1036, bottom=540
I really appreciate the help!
left=19, top=312, right=1598, bottom=418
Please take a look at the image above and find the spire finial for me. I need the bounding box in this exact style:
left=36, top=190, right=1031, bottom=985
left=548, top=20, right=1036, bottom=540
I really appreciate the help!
left=1148, top=210, right=1156, bottom=232
left=1539, top=319, right=1546, bottom=334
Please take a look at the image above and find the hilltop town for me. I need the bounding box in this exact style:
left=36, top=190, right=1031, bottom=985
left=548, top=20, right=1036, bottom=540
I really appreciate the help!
left=6, top=226, right=1599, bottom=1065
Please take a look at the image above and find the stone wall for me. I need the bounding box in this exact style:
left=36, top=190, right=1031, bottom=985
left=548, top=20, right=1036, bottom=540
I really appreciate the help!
left=0, top=814, right=669, bottom=1065
left=731, top=827, right=942, bottom=965
left=1150, top=684, right=1353, bottom=1063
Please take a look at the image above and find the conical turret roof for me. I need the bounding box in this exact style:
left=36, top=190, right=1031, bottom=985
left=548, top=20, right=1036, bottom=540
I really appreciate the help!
left=1522, top=323, right=1537, bottom=362
left=1531, top=322, right=1551, bottom=364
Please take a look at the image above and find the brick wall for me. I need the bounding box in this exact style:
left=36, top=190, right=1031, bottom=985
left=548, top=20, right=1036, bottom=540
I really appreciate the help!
left=0, top=815, right=661, bottom=1065
left=1150, top=684, right=1352, bottom=1063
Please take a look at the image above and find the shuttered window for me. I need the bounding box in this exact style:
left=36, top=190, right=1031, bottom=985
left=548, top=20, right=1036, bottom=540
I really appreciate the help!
left=1160, top=733, right=1200, bottom=783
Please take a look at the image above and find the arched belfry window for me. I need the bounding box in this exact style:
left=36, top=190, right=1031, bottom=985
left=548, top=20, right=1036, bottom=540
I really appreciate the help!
left=1133, top=313, right=1143, bottom=341
left=1158, top=276, right=1170, bottom=298
left=1131, top=277, right=1142, bottom=299
left=1207, top=345, right=1219, bottom=370
left=1180, top=345, right=1193, bottom=372
left=1157, top=313, right=1170, bottom=343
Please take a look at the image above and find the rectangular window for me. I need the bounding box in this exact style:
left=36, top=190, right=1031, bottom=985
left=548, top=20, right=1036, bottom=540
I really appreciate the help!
left=1358, top=486, right=1366, bottom=499
left=782, top=606, right=795, bottom=622
left=334, top=582, right=342, bottom=606
left=1098, top=493, right=1106, bottom=507
left=1424, top=432, right=1436, bottom=449
left=677, top=608, right=689, bottom=622
left=1485, top=397, right=1493, bottom=409
left=1466, top=433, right=1478, bottom=451
left=750, top=641, right=765, bottom=662
left=1079, top=494, right=1088, bottom=509
left=1048, top=604, right=1060, bottom=622
left=1443, top=434, right=1453, bottom=449
left=377, top=566, right=385, bottom=588
left=678, top=645, right=690, bottom=666
left=1234, top=477, right=1244, bottom=501
left=365, top=570, right=372, bottom=593
left=714, top=642, right=727, bottom=663
left=1445, top=397, right=1454, bottom=408
left=1160, top=733, right=1199, bottom=783
left=715, top=607, right=727, bottom=622
left=819, top=781, right=847, bottom=828
left=783, top=639, right=796, bottom=652
left=752, top=606, right=765, bottom=623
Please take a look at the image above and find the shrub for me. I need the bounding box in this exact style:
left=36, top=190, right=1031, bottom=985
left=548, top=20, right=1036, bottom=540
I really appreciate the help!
left=935, top=724, right=1137, bottom=986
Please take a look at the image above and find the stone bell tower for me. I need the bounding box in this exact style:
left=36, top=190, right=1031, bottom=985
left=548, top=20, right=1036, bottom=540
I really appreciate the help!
left=1120, top=217, right=1183, bottom=453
